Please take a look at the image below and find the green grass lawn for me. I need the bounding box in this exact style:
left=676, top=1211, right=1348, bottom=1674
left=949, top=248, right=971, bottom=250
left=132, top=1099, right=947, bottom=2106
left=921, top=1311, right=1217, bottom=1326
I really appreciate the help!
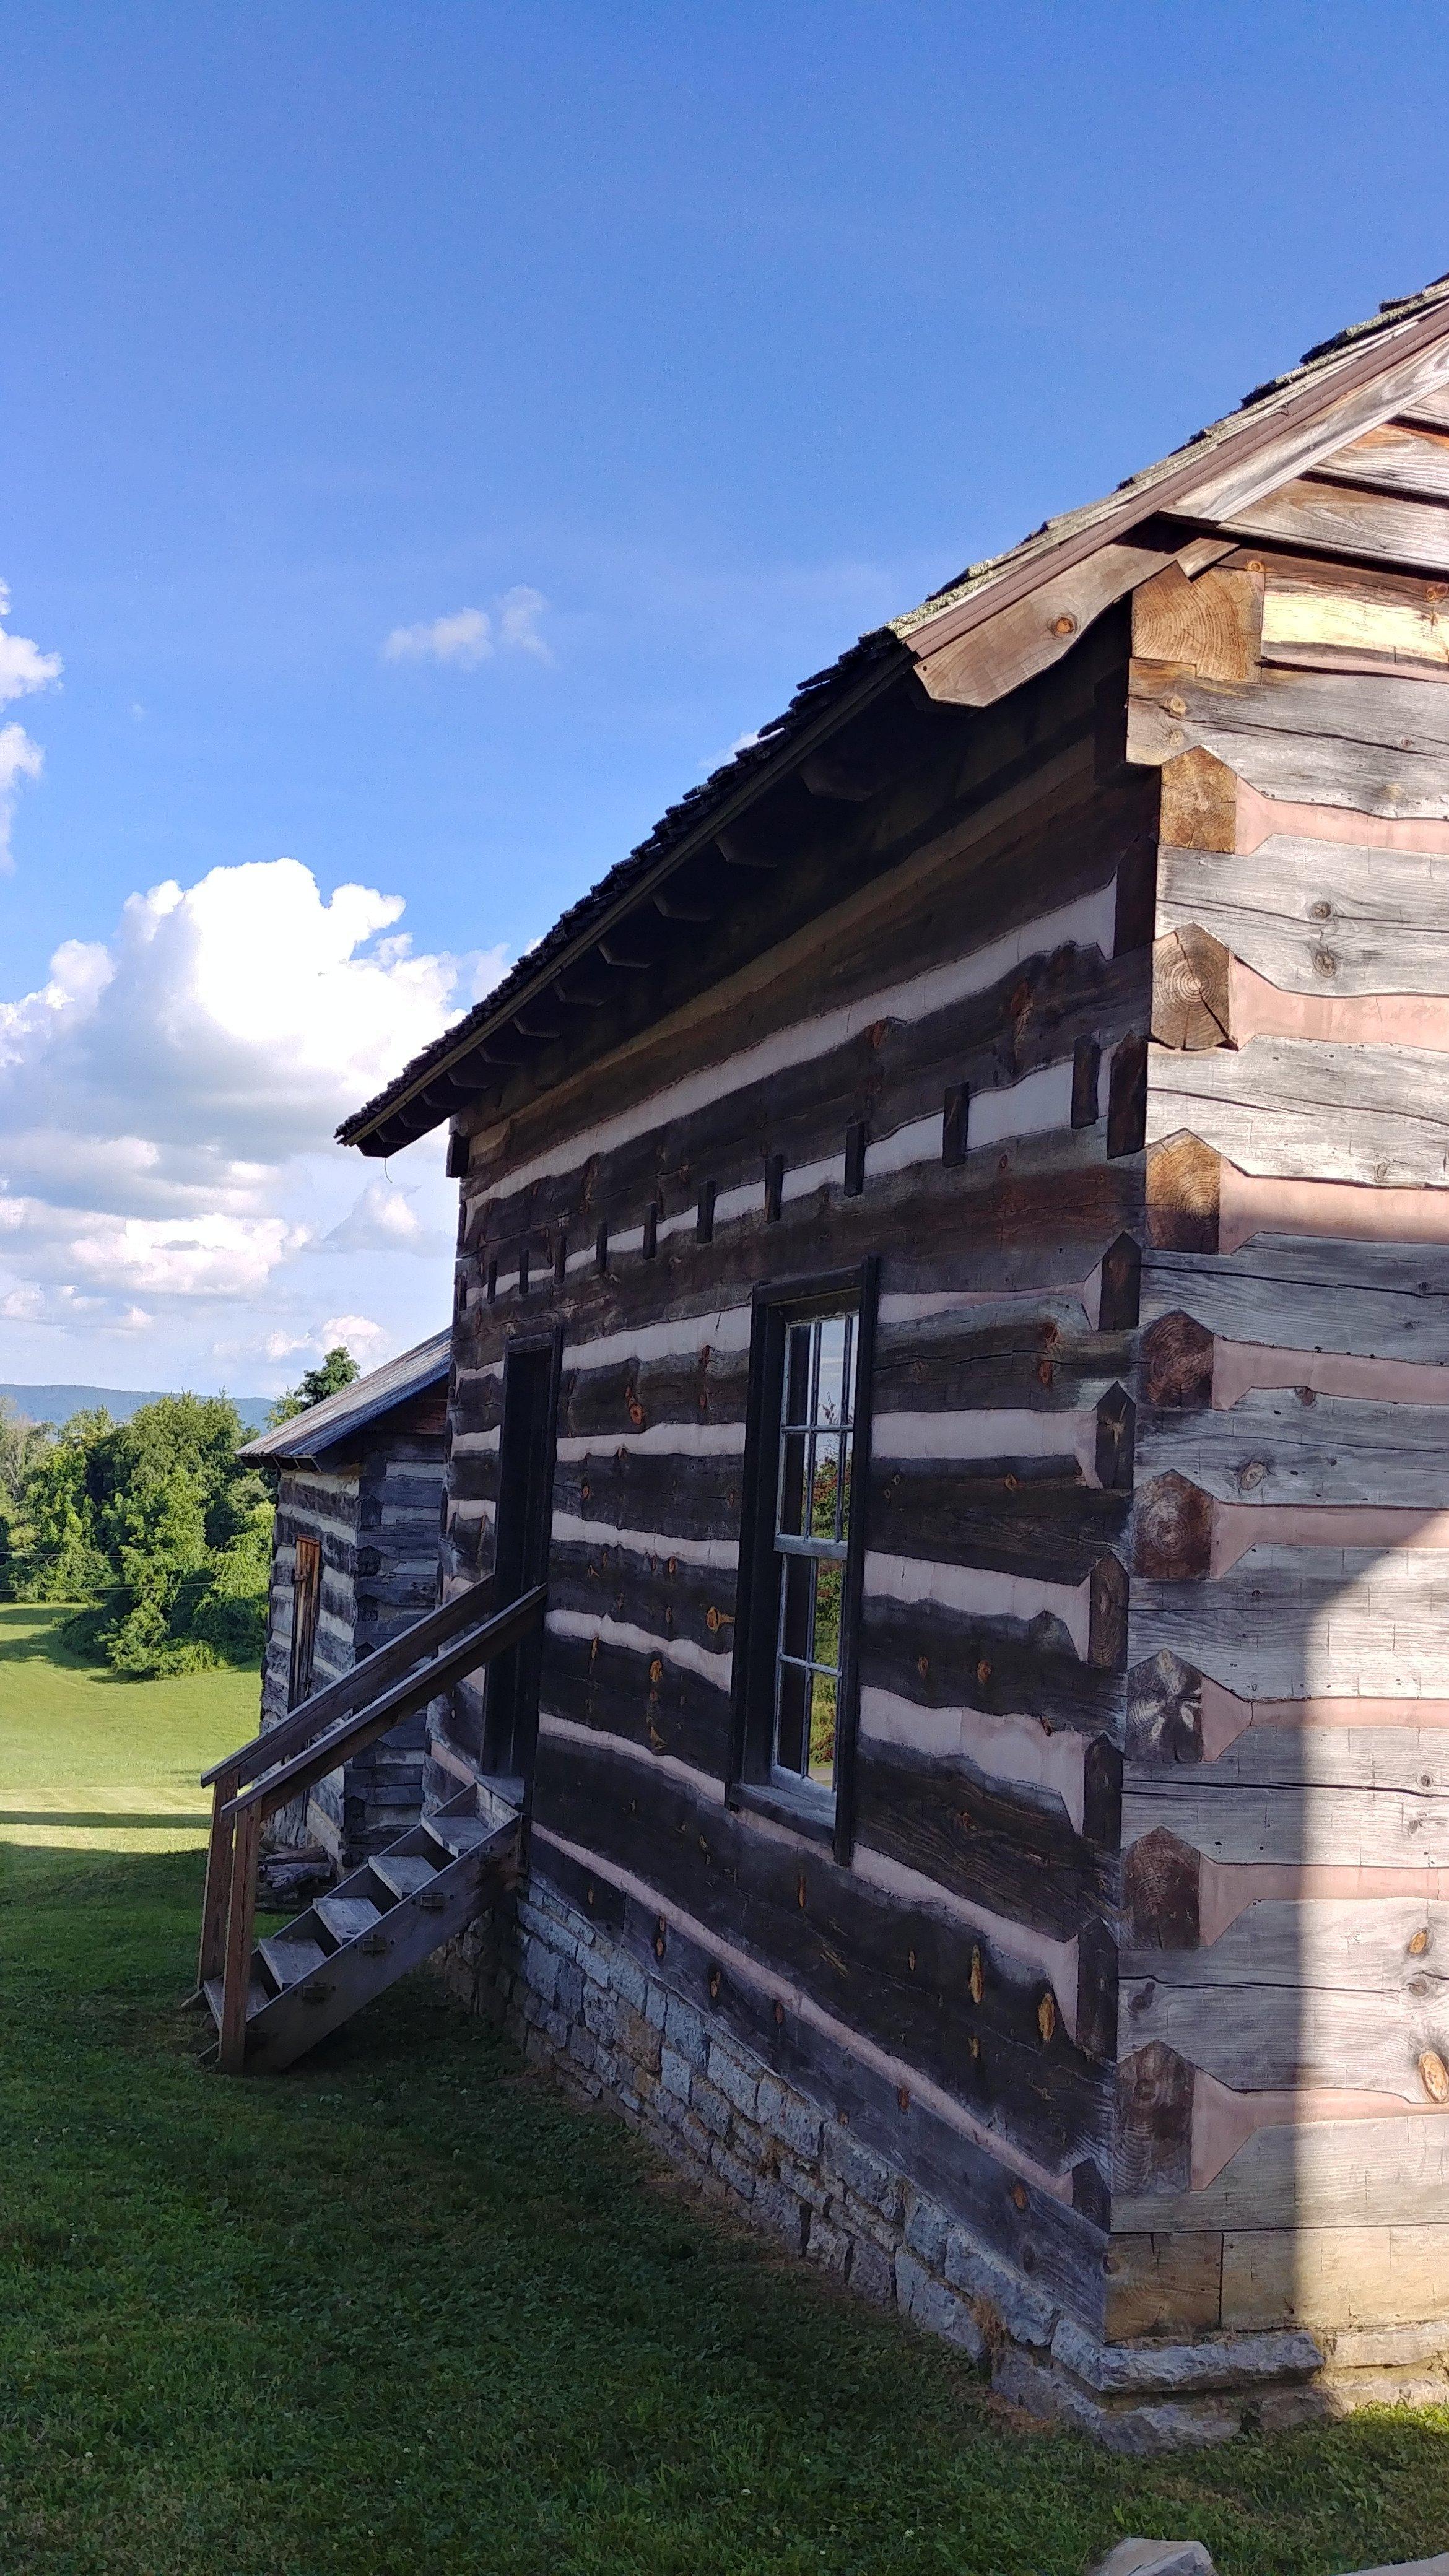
left=3, top=1603, right=1449, bottom=2576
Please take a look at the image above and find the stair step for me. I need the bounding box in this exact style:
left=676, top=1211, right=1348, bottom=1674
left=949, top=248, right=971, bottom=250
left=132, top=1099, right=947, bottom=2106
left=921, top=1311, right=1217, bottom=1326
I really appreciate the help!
left=316, top=1895, right=383, bottom=1944
left=425, top=1816, right=490, bottom=1858
left=372, top=1853, right=442, bottom=1900
left=203, top=1974, right=269, bottom=2026
left=259, top=1934, right=329, bottom=1989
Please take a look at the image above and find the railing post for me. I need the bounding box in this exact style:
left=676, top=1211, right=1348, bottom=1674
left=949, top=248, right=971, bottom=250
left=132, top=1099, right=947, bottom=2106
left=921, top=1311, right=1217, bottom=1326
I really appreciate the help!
left=196, top=1759, right=241, bottom=1995
left=218, top=1802, right=261, bottom=2075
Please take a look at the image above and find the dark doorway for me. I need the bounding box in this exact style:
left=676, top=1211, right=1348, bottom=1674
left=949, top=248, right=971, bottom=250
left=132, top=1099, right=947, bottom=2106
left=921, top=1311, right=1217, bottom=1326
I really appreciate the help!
left=288, top=1535, right=322, bottom=1708
left=483, top=1329, right=561, bottom=1798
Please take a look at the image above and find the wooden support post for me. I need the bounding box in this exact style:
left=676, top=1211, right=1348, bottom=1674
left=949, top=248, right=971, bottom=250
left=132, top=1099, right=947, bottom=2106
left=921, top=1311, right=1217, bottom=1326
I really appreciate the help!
left=218, top=1803, right=261, bottom=2075
left=194, top=1760, right=240, bottom=1994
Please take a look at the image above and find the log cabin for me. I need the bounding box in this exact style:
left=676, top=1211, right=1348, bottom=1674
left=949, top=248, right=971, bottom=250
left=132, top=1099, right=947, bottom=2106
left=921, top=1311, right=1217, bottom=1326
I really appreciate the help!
left=201, top=272, right=1449, bottom=2447
left=238, top=1330, right=449, bottom=1866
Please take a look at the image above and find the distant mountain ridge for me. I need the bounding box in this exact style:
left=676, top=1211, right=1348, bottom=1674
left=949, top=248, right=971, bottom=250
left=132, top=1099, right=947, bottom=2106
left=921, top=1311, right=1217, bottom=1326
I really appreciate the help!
left=0, top=1382, right=272, bottom=1433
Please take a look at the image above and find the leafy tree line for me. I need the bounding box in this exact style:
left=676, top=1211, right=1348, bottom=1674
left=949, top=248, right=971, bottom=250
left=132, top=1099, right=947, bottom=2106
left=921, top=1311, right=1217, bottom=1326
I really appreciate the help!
left=0, top=1345, right=359, bottom=1678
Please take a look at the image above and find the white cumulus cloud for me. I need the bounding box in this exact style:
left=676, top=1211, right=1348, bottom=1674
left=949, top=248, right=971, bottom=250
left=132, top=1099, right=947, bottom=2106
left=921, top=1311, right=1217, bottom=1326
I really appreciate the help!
left=0, top=857, right=516, bottom=1380
left=0, top=581, right=63, bottom=708
left=382, top=586, right=550, bottom=668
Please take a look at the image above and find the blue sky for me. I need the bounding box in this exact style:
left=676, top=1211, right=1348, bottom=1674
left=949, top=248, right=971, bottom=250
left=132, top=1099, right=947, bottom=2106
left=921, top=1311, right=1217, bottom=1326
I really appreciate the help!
left=2, top=2, right=1448, bottom=1395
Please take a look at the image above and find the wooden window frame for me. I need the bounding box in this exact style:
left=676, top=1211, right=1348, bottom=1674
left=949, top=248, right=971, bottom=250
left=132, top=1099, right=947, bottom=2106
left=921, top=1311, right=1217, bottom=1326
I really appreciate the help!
left=288, top=1533, right=323, bottom=1711
left=728, top=1257, right=877, bottom=1865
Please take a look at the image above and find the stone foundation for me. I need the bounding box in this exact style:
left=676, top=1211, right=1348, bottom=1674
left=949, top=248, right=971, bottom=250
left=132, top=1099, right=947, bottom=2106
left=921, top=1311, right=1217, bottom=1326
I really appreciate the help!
left=439, top=1869, right=1449, bottom=2453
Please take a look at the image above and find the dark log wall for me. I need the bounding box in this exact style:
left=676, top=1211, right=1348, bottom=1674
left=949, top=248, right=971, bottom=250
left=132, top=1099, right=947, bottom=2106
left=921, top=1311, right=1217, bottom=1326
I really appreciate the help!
left=258, top=1387, right=446, bottom=1863
left=440, top=616, right=1154, bottom=2324
left=1118, top=391, right=1449, bottom=2342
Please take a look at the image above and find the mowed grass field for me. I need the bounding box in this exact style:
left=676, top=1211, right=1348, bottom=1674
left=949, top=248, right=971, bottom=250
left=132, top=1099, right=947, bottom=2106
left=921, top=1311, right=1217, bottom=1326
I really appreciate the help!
left=3, top=1602, right=1449, bottom=2576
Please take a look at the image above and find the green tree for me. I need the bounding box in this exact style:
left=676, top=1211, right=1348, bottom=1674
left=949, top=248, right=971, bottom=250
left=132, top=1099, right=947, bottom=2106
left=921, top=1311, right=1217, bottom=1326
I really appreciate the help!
left=1, top=1393, right=272, bottom=1678
left=266, top=1343, right=360, bottom=1427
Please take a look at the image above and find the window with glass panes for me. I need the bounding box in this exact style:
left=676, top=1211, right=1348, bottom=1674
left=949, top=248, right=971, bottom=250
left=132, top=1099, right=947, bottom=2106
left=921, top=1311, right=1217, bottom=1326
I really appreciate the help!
left=770, top=1308, right=858, bottom=1795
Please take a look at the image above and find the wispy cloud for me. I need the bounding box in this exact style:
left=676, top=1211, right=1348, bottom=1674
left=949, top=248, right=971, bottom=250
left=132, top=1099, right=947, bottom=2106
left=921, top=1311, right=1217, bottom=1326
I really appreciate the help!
left=0, top=724, right=44, bottom=874
left=0, top=583, right=61, bottom=871
left=381, top=586, right=550, bottom=668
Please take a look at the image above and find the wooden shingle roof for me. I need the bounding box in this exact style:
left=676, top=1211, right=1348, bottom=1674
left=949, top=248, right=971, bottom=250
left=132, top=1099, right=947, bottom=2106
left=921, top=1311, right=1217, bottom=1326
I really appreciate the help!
left=238, top=1328, right=450, bottom=1468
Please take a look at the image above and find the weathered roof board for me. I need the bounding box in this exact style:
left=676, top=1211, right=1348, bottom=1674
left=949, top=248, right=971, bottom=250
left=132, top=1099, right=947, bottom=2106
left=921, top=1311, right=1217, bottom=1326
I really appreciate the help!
left=239, top=1327, right=451, bottom=1467
left=340, top=274, right=1449, bottom=1157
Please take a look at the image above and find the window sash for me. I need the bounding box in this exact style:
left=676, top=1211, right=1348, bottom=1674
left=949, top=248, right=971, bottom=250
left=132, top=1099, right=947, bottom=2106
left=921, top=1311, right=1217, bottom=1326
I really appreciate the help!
left=768, top=1308, right=858, bottom=1796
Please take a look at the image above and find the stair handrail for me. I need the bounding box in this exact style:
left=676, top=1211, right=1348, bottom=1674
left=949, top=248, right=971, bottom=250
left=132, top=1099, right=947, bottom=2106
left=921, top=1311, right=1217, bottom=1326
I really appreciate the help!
left=223, top=1584, right=546, bottom=1825
left=212, top=1582, right=547, bottom=2074
left=193, top=1572, right=498, bottom=2009
left=201, top=1573, right=498, bottom=1791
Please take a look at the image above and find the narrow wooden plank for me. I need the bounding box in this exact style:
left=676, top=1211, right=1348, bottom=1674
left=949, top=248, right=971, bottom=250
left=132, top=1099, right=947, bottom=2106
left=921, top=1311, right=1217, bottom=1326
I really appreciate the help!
left=1123, top=1894, right=1449, bottom=1995
left=1131, top=1546, right=1449, bottom=1701
left=546, top=1539, right=736, bottom=1664
left=370, top=1853, right=442, bottom=1899
left=315, top=1894, right=382, bottom=1944
left=1128, top=661, right=1449, bottom=817
left=1121, top=1973, right=1448, bottom=2100
left=1123, top=1772, right=1449, bottom=1869
left=218, top=1803, right=261, bottom=2075
left=1147, top=1037, right=1449, bottom=1190
left=1113, top=2113, right=1449, bottom=2232
left=1222, top=476, right=1449, bottom=575
left=258, top=1934, right=329, bottom=1988
left=1221, top=2224, right=1449, bottom=2332
left=1159, top=834, right=1449, bottom=997
left=915, top=537, right=1177, bottom=707
left=1142, top=1241, right=1449, bottom=1364
left=1314, top=418, right=1449, bottom=503
left=1138, top=1388, right=1449, bottom=1507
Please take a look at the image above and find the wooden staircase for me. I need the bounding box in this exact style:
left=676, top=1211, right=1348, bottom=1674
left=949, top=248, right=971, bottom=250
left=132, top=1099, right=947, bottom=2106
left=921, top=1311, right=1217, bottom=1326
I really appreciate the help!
left=193, top=1575, right=544, bottom=2073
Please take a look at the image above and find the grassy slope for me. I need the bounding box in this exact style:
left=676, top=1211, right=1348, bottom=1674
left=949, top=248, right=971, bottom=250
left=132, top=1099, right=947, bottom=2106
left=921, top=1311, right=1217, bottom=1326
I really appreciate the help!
left=2, top=1606, right=1448, bottom=2576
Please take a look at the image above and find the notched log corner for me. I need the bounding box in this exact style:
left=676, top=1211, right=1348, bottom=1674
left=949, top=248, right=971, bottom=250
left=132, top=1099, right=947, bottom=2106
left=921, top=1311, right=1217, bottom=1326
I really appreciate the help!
left=1151, top=924, right=1233, bottom=1051
left=1141, top=1310, right=1214, bottom=1409
left=1126, top=1649, right=1205, bottom=1764
left=1134, top=1471, right=1213, bottom=1581
left=1158, top=746, right=1238, bottom=853
left=1115, top=2039, right=1196, bottom=2195
left=1122, top=1827, right=1201, bottom=1951
left=1131, top=561, right=1262, bottom=686
left=1146, top=1134, right=1221, bottom=1252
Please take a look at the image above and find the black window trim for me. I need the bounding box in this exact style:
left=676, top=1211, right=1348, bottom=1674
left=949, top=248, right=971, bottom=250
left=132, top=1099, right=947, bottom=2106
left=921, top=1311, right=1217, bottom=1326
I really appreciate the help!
left=727, top=1254, right=878, bottom=1866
